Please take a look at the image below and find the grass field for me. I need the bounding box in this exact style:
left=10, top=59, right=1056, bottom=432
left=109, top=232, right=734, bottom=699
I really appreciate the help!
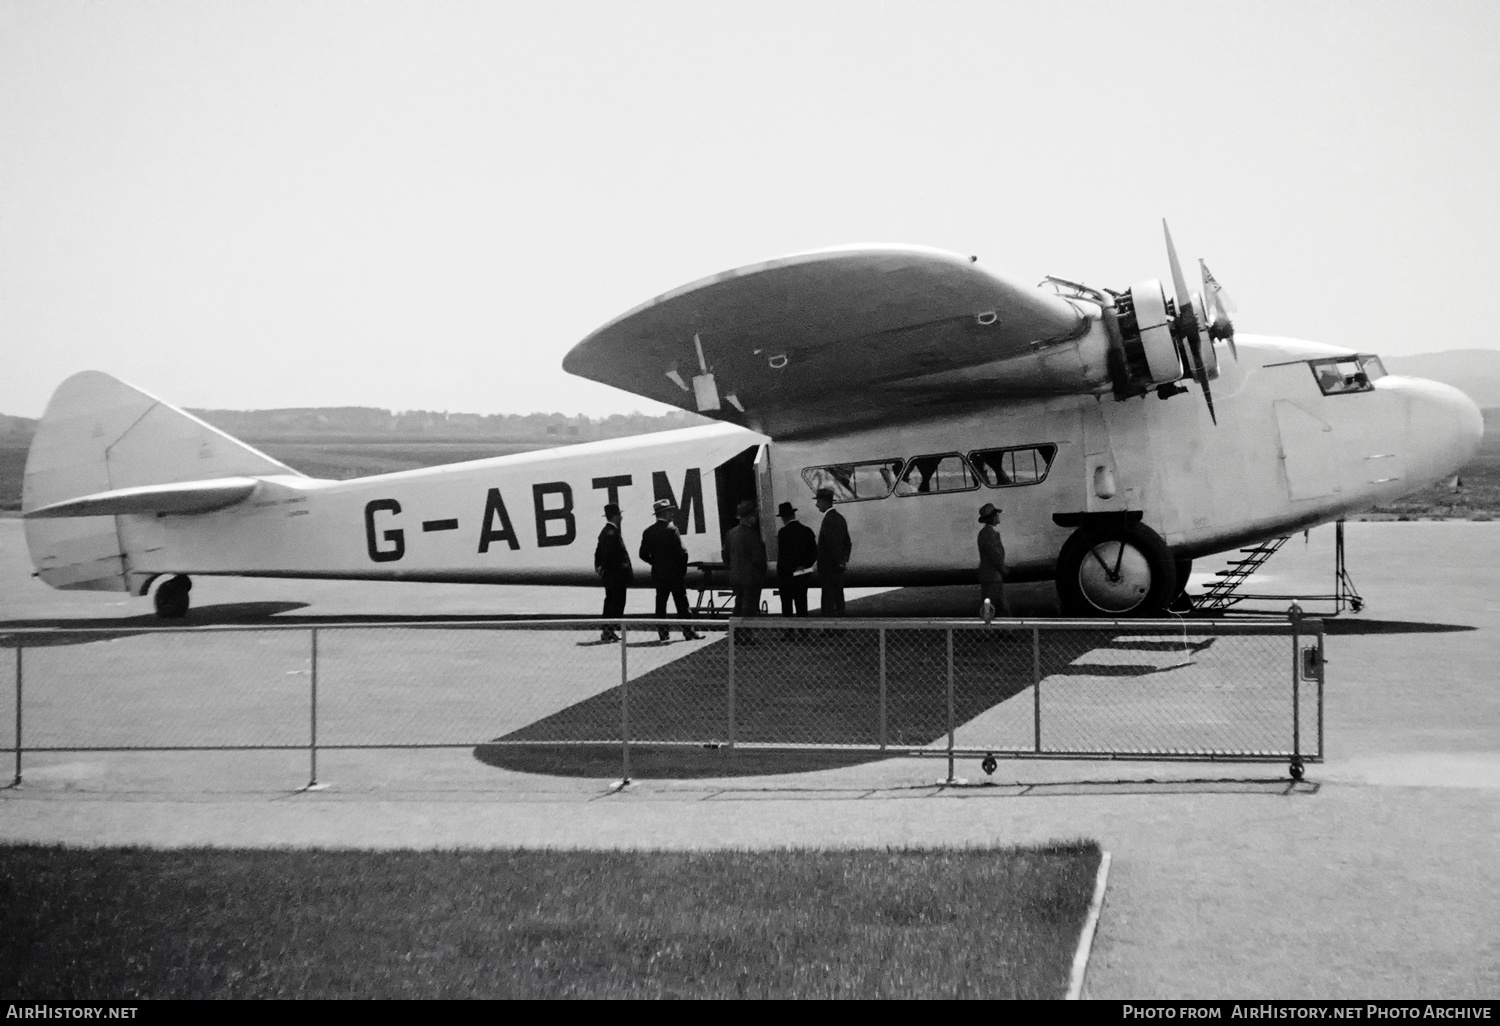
left=0, top=843, right=1102, bottom=999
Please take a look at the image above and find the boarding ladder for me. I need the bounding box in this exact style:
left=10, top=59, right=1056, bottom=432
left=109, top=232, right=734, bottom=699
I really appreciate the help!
left=1193, top=536, right=1291, bottom=613
left=1191, top=520, right=1364, bottom=615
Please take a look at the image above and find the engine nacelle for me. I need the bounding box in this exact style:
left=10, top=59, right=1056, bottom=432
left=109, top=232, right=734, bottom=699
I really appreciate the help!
left=1116, top=279, right=1183, bottom=387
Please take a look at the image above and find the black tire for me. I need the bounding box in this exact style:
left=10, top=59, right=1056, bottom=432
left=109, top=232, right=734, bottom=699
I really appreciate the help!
left=1055, top=522, right=1177, bottom=617
left=153, top=574, right=192, bottom=619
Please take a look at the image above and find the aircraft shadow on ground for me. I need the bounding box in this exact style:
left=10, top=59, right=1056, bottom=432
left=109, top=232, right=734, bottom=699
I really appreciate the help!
left=0, top=601, right=310, bottom=647
left=1318, top=618, right=1475, bottom=635
left=474, top=626, right=1187, bottom=780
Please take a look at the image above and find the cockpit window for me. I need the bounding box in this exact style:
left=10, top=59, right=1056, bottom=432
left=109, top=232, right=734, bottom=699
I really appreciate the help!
left=801, top=459, right=903, bottom=502
left=1359, top=355, right=1387, bottom=380
left=1310, top=357, right=1376, bottom=395
left=894, top=453, right=979, bottom=496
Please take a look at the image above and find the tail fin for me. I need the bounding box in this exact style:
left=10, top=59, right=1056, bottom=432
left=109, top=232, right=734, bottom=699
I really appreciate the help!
left=23, top=371, right=301, bottom=592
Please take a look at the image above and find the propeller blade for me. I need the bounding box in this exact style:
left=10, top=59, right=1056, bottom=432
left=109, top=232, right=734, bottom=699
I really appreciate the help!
left=1198, top=360, right=1218, bottom=425
left=1165, top=221, right=1217, bottom=425
left=1164, top=220, right=1193, bottom=312
left=1200, top=259, right=1238, bottom=362
left=1199, top=260, right=1237, bottom=314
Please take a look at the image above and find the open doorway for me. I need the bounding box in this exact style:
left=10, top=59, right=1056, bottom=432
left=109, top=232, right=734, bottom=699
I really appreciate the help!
left=713, top=445, right=760, bottom=556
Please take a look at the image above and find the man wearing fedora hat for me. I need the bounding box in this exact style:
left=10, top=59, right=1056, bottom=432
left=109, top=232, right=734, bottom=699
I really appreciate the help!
left=726, top=498, right=767, bottom=642
left=814, top=487, right=852, bottom=616
left=775, top=500, right=817, bottom=618
left=977, top=502, right=1009, bottom=618
left=639, top=498, right=701, bottom=642
left=593, top=503, right=633, bottom=642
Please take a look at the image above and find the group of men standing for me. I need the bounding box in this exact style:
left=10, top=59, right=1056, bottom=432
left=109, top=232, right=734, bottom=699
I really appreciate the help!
left=592, top=498, right=706, bottom=643
left=595, top=489, right=1010, bottom=640
left=591, top=486, right=855, bottom=642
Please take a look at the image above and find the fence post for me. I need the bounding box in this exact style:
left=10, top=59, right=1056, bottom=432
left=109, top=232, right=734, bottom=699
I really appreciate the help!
left=1032, top=626, right=1042, bottom=754
left=727, top=621, right=736, bottom=750
left=943, top=626, right=958, bottom=785
left=620, top=625, right=631, bottom=784
left=1314, top=621, right=1326, bottom=756
left=12, top=646, right=20, bottom=787
left=878, top=626, right=887, bottom=751
left=1289, top=607, right=1303, bottom=780
left=308, top=628, right=319, bottom=789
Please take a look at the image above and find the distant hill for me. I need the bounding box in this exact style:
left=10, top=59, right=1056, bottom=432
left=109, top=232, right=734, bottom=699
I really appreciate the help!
left=1383, top=350, right=1500, bottom=408
left=6, top=349, right=1500, bottom=445
left=0, top=406, right=711, bottom=447
left=188, top=406, right=712, bottom=444
left=0, top=414, right=35, bottom=443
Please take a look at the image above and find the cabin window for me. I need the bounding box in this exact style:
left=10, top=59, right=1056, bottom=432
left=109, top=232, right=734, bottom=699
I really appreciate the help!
left=1310, top=357, right=1375, bottom=395
left=970, top=444, right=1059, bottom=488
left=894, top=453, right=979, bottom=496
left=800, top=459, right=903, bottom=502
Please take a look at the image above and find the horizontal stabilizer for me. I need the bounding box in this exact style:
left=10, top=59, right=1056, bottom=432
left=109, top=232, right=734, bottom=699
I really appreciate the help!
left=23, top=477, right=260, bottom=519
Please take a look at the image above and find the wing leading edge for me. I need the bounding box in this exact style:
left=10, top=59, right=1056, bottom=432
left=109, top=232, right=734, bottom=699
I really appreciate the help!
left=564, top=245, right=1106, bottom=439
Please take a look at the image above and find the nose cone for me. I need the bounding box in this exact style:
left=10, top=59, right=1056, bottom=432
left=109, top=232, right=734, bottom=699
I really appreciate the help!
left=1395, top=376, right=1483, bottom=485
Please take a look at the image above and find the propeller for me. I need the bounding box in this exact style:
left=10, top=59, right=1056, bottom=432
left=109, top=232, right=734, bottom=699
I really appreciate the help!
left=1199, top=259, right=1238, bottom=361
left=1163, top=220, right=1217, bottom=425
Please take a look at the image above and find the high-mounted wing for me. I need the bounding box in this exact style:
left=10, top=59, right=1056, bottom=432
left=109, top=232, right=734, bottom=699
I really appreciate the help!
left=564, top=245, right=1099, bottom=439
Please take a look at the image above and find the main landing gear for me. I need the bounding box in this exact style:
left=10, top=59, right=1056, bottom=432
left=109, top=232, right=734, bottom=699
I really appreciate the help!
left=1055, top=521, right=1177, bottom=617
left=152, top=574, right=192, bottom=619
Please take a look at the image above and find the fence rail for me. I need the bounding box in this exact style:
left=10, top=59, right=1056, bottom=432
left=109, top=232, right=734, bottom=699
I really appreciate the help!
left=1, top=614, right=1324, bottom=789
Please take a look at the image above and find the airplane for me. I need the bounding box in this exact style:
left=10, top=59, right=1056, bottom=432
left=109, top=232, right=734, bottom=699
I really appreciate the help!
left=20, top=224, right=1483, bottom=619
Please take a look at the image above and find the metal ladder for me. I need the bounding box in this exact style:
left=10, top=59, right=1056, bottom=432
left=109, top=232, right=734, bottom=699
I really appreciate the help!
left=1194, top=536, right=1291, bottom=612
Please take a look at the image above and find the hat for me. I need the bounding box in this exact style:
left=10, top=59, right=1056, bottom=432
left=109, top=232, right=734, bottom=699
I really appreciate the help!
left=652, top=498, right=676, bottom=514
left=735, top=499, right=757, bottom=517
left=977, top=502, right=1001, bottom=522
left=815, top=487, right=836, bottom=502
left=776, top=501, right=797, bottom=519
left=603, top=503, right=622, bottom=518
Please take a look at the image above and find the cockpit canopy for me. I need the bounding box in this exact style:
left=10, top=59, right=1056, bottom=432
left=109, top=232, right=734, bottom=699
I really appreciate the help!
left=1310, top=354, right=1386, bottom=396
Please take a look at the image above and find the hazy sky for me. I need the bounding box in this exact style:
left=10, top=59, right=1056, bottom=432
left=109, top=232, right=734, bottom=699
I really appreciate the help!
left=3, top=0, right=1497, bottom=418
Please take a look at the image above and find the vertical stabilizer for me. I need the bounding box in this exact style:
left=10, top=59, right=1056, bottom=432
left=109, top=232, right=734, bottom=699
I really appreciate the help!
left=22, top=371, right=301, bottom=592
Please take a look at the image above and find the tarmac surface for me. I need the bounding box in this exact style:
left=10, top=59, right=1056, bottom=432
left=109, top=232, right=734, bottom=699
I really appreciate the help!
left=2, top=517, right=1498, bottom=999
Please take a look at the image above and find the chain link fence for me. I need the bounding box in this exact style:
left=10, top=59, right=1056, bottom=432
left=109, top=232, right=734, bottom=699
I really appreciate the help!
left=1, top=615, right=1323, bottom=788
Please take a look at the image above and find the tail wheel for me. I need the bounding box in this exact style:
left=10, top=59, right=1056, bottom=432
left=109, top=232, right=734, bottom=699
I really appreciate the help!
left=1056, top=523, right=1177, bottom=617
left=153, top=574, right=192, bottom=619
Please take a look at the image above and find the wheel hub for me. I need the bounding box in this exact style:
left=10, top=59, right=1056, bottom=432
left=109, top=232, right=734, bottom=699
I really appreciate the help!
left=1076, top=541, right=1153, bottom=612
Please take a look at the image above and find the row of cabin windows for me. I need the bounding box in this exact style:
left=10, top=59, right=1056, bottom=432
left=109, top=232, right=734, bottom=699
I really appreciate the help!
left=801, top=444, right=1058, bottom=503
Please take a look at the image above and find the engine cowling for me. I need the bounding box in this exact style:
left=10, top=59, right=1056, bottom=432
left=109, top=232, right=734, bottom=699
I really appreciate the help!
left=1115, top=280, right=1182, bottom=387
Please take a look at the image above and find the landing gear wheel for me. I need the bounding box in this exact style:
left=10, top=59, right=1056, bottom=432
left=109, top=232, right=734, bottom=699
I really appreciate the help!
left=153, top=574, right=192, bottom=619
left=1289, top=760, right=1305, bottom=782
left=1055, top=522, right=1177, bottom=617
left=981, top=754, right=997, bottom=776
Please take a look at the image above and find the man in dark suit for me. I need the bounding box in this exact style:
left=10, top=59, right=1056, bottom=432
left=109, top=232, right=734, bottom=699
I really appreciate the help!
left=725, top=498, right=767, bottom=643
left=593, top=503, right=633, bottom=642
left=814, top=487, right=851, bottom=616
left=639, top=498, right=701, bottom=642
left=977, top=502, right=1009, bottom=618
left=775, top=500, right=817, bottom=617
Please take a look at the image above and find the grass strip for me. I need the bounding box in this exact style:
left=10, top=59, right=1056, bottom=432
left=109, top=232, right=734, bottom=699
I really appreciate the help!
left=2, top=842, right=1100, bottom=999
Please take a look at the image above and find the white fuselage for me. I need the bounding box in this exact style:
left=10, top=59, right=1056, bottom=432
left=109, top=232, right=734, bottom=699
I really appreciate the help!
left=61, top=336, right=1483, bottom=593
